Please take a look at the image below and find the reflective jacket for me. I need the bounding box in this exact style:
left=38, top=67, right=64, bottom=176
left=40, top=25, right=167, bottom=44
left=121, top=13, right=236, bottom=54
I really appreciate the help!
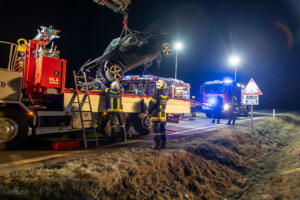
left=148, top=89, right=169, bottom=122
left=105, top=88, right=123, bottom=112
left=229, top=101, right=239, bottom=115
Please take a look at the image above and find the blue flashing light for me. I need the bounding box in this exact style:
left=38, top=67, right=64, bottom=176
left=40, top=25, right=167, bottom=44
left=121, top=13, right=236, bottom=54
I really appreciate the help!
left=139, top=75, right=149, bottom=78
left=208, top=97, right=217, bottom=105
left=224, top=78, right=233, bottom=84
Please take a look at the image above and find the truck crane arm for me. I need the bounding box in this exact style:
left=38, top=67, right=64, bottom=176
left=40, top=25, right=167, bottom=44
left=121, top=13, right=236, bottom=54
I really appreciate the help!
left=93, top=0, right=131, bottom=15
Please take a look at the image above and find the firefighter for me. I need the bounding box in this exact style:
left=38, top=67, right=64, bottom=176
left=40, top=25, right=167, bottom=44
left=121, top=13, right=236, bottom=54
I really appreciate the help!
left=105, top=81, right=125, bottom=140
left=212, top=96, right=223, bottom=123
left=148, top=80, right=169, bottom=149
left=227, top=96, right=239, bottom=125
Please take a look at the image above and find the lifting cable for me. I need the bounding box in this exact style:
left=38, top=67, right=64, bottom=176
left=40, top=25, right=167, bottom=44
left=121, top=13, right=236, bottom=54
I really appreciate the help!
left=100, top=0, right=107, bottom=6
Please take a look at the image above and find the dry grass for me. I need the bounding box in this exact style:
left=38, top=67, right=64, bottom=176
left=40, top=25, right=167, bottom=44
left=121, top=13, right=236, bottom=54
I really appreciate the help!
left=0, top=113, right=299, bottom=200
left=234, top=114, right=300, bottom=200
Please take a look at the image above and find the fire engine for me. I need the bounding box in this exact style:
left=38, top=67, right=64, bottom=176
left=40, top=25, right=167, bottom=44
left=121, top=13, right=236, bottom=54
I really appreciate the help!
left=122, top=75, right=190, bottom=99
left=200, top=80, right=248, bottom=118
left=0, top=26, right=191, bottom=150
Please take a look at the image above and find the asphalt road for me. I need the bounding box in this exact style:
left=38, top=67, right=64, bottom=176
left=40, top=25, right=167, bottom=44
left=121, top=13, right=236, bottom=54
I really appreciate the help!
left=0, top=110, right=278, bottom=174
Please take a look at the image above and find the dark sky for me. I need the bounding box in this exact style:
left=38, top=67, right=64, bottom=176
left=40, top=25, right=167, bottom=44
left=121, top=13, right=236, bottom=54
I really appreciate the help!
left=1, top=0, right=299, bottom=109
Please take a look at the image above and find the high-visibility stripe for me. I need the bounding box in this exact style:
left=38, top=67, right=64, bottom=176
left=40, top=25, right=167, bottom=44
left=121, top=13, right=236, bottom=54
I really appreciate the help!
left=151, top=116, right=166, bottom=120
left=110, top=90, right=121, bottom=94
left=107, top=108, right=123, bottom=112
left=117, top=99, right=120, bottom=109
left=105, top=88, right=109, bottom=92
left=111, top=98, right=113, bottom=110
left=150, top=98, right=157, bottom=103
left=160, top=95, right=168, bottom=99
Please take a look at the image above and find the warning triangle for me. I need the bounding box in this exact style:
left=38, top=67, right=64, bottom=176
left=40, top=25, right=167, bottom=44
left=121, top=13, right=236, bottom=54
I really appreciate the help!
left=243, top=78, right=263, bottom=95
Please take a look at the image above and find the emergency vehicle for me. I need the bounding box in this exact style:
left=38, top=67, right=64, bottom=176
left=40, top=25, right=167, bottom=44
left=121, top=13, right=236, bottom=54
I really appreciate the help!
left=0, top=26, right=191, bottom=150
left=200, top=80, right=248, bottom=118
left=122, top=75, right=190, bottom=99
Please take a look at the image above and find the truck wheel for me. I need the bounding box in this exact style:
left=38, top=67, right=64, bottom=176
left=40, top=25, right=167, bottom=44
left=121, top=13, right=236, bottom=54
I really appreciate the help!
left=104, top=119, right=112, bottom=138
left=133, top=113, right=152, bottom=135
left=0, top=109, right=28, bottom=150
left=103, top=115, right=124, bottom=141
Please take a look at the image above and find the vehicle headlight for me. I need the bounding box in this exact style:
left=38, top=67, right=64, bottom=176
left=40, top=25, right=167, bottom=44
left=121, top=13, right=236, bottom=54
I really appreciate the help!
left=208, top=97, right=216, bottom=106
left=223, top=103, right=230, bottom=111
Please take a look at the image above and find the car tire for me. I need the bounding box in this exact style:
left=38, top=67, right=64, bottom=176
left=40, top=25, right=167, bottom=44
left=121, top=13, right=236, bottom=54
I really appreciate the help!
left=161, top=43, right=172, bottom=57
left=133, top=113, right=152, bottom=135
left=105, top=62, right=124, bottom=81
left=0, top=108, right=29, bottom=150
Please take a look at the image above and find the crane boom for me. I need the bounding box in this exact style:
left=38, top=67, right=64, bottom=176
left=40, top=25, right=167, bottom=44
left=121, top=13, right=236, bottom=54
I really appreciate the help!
left=93, top=0, right=131, bottom=15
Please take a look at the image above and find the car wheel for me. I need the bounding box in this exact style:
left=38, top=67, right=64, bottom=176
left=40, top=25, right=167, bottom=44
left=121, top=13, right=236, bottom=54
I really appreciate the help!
left=161, top=43, right=172, bottom=56
left=0, top=109, right=29, bottom=150
left=105, top=63, right=124, bottom=81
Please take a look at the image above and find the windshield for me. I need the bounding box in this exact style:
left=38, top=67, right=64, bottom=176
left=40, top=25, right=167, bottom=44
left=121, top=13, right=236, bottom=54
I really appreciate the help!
left=204, top=84, right=226, bottom=94
left=123, top=81, right=148, bottom=95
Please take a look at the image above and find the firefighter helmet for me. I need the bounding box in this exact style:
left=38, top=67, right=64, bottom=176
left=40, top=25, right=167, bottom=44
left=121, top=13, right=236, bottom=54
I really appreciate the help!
left=110, top=81, right=120, bottom=89
left=156, top=80, right=167, bottom=89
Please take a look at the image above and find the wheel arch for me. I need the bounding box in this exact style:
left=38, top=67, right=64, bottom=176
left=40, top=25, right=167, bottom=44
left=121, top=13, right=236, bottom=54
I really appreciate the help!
left=0, top=101, right=35, bottom=127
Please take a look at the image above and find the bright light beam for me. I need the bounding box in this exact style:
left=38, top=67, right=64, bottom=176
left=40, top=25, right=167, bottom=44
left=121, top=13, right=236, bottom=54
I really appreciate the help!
left=174, top=42, right=183, bottom=51
left=228, top=55, right=241, bottom=66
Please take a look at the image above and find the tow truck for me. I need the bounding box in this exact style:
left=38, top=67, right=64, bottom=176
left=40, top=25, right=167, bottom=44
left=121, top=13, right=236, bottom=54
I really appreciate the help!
left=0, top=26, right=191, bottom=150
left=200, top=80, right=248, bottom=118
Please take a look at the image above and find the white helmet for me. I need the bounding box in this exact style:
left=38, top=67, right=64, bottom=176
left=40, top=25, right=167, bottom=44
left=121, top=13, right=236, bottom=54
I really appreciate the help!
left=156, top=80, right=167, bottom=89
left=110, top=81, right=120, bottom=89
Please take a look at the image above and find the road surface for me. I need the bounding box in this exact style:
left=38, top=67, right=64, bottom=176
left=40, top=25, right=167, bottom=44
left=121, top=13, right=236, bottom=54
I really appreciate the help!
left=0, top=110, right=277, bottom=174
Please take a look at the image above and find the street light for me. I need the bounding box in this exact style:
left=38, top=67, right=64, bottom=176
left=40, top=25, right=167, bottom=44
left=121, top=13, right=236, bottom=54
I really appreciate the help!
left=174, top=42, right=183, bottom=79
left=228, top=55, right=241, bottom=81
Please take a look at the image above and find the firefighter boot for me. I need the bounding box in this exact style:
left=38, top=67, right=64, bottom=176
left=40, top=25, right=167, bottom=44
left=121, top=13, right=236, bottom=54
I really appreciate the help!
left=154, top=135, right=161, bottom=150
left=160, top=134, right=166, bottom=149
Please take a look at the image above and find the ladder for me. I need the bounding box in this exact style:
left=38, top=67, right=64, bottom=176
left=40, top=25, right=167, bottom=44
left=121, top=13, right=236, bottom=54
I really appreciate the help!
left=73, top=70, right=99, bottom=149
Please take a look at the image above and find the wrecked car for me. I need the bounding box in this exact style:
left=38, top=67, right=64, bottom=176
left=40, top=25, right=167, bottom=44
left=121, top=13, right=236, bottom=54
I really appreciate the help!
left=79, top=31, right=172, bottom=88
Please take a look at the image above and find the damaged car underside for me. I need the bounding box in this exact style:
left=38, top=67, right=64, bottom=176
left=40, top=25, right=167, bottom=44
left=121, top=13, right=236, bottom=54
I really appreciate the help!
left=78, top=30, right=172, bottom=89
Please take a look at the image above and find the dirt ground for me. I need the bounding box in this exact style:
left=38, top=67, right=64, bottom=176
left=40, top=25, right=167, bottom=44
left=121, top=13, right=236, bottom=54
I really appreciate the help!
left=0, top=113, right=299, bottom=200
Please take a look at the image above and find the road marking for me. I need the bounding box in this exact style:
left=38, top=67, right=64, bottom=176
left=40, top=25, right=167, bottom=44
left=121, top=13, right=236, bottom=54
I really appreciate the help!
left=167, top=116, right=268, bottom=136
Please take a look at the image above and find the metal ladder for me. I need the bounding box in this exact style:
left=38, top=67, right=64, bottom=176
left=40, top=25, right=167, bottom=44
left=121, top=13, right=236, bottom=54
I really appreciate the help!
left=73, top=70, right=99, bottom=149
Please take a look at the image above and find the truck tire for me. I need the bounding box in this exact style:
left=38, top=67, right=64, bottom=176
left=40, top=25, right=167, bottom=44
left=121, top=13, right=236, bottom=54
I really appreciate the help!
left=132, top=113, right=152, bottom=135
left=102, top=114, right=124, bottom=141
left=104, top=119, right=112, bottom=138
left=0, top=109, right=28, bottom=150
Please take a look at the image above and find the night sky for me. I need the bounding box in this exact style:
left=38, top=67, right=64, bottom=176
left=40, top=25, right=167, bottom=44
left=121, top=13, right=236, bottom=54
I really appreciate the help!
left=1, top=0, right=299, bottom=109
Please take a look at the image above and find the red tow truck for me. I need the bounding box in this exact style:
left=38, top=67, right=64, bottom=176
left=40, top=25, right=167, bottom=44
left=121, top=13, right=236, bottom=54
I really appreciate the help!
left=0, top=26, right=191, bottom=150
